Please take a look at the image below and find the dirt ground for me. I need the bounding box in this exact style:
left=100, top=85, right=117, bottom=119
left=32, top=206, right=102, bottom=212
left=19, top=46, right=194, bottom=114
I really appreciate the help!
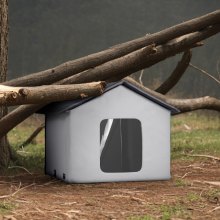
left=0, top=159, right=220, bottom=220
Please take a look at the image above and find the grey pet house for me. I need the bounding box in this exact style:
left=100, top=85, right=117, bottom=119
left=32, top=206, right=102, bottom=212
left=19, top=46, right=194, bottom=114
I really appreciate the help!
left=39, top=81, right=179, bottom=183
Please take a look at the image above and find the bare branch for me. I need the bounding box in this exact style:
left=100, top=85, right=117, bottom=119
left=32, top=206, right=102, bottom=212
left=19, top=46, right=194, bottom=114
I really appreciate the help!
left=189, top=63, right=220, bottom=85
left=155, top=50, right=192, bottom=94
left=0, top=17, right=219, bottom=137
left=107, top=25, right=220, bottom=82
left=0, top=104, right=45, bottom=139
left=67, top=25, right=220, bottom=84
left=18, top=123, right=44, bottom=149
left=125, top=77, right=220, bottom=113
left=0, top=82, right=105, bottom=106
left=3, top=10, right=220, bottom=87
left=58, top=44, right=157, bottom=84
left=0, top=82, right=105, bottom=137
left=139, top=69, right=144, bottom=85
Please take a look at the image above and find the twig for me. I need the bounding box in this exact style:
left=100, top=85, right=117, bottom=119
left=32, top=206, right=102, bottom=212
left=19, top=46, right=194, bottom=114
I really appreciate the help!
left=18, top=123, right=45, bottom=148
left=194, top=180, right=220, bottom=187
left=208, top=206, right=220, bottom=213
left=185, top=154, right=220, bottom=161
left=139, top=69, right=144, bottom=85
left=0, top=183, right=35, bottom=199
left=8, top=165, right=32, bottom=175
left=189, top=63, right=220, bottom=85
left=181, top=171, right=192, bottom=179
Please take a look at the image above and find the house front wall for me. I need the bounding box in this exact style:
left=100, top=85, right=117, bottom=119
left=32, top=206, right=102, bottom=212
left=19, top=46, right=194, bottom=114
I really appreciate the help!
left=66, top=85, right=171, bottom=183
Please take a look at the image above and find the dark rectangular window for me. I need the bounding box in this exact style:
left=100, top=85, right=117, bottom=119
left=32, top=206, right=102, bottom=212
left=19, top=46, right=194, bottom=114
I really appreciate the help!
left=100, top=119, right=142, bottom=173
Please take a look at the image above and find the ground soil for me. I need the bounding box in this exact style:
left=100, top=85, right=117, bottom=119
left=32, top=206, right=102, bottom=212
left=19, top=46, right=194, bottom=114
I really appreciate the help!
left=0, top=159, right=219, bottom=220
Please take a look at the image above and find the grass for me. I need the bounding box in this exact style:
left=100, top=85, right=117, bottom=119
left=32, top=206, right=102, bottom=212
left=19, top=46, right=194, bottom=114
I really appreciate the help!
left=186, top=192, right=201, bottom=202
left=174, top=178, right=188, bottom=187
left=7, top=116, right=45, bottom=172
left=171, top=112, right=220, bottom=159
left=128, top=203, right=190, bottom=220
left=0, top=201, right=14, bottom=215
left=159, top=203, right=190, bottom=220
left=202, top=188, right=220, bottom=203
left=5, top=112, right=220, bottom=172
left=129, top=215, right=155, bottom=220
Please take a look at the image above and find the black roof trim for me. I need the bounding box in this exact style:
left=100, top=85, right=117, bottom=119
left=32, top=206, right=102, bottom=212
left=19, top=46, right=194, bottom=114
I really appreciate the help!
left=38, top=81, right=179, bottom=115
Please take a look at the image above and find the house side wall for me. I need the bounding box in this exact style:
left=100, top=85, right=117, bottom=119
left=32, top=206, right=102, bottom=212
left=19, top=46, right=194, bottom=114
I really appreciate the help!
left=45, top=112, right=70, bottom=179
left=67, top=85, right=171, bottom=183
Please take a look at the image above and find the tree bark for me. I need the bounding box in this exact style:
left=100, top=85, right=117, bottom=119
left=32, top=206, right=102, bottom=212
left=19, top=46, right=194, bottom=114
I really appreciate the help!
left=0, top=24, right=219, bottom=138
left=125, top=77, right=220, bottom=113
left=59, top=44, right=157, bottom=84
left=0, top=82, right=105, bottom=138
left=65, top=25, right=220, bottom=84
left=0, top=82, right=105, bottom=105
left=3, top=10, right=220, bottom=87
left=0, top=104, right=46, bottom=139
left=0, top=0, right=10, bottom=168
left=155, top=50, right=192, bottom=94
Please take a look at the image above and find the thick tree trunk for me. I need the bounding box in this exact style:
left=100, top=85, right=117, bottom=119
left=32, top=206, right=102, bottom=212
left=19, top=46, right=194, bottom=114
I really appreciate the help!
left=0, top=0, right=10, bottom=167
left=0, top=82, right=105, bottom=105
left=3, top=10, right=220, bottom=87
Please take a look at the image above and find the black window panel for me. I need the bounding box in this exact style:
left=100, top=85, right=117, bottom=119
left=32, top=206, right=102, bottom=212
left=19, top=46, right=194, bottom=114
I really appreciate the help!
left=100, top=119, right=142, bottom=173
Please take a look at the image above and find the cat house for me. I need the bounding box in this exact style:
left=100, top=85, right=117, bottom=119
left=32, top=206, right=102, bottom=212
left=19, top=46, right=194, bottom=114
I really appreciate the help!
left=39, top=80, right=179, bottom=183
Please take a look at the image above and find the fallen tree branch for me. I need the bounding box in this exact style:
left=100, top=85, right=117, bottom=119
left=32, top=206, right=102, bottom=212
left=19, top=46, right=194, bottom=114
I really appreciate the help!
left=59, top=25, right=220, bottom=84
left=0, top=82, right=105, bottom=105
left=107, top=25, right=220, bottom=82
left=167, top=96, right=220, bottom=113
left=125, top=77, right=220, bottom=113
left=0, top=82, right=105, bottom=137
left=189, top=63, right=220, bottom=85
left=18, top=123, right=44, bottom=148
left=59, top=44, right=157, bottom=84
left=0, top=104, right=45, bottom=139
left=0, top=24, right=219, bottom=137
left=0, top=25, right=219, bottom=138
left=155, top=50, right=192, bottom=94
left=1, top=77, right=219, bottom=139
left=3, top=10, right=220, bottom=87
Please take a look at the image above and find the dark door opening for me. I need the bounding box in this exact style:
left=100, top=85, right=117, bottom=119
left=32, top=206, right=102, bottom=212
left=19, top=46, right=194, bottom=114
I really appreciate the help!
left=100, top=119, right=142, bottom=173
